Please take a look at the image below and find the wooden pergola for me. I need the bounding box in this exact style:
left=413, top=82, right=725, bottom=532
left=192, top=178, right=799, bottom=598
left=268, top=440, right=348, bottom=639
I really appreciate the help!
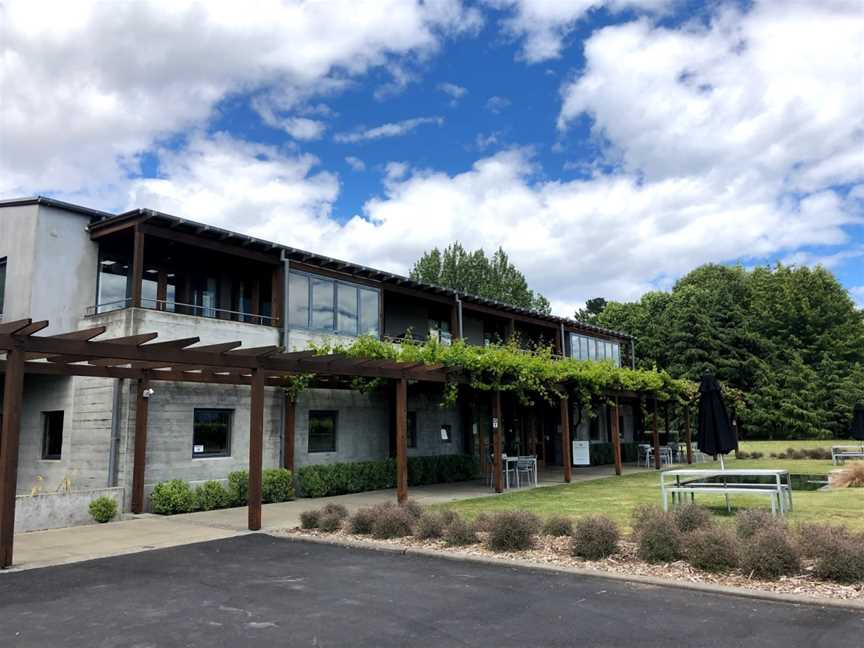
left=0, top=318, right=451, bottom=568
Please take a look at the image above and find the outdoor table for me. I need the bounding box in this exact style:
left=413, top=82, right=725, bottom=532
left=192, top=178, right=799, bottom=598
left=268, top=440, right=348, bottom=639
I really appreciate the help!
left=660, top=468, right=792, bottom=515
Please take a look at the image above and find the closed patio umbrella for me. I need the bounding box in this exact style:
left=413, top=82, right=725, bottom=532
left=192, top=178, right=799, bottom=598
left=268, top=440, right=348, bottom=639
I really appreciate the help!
left=852, top=404, right=864, bottom=441
left=697, top=373, right=737, bottom=469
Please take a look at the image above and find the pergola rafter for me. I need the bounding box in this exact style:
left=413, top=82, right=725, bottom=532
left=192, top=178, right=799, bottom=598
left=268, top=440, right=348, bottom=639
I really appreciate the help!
left=0, top=318, right=453, bottom=568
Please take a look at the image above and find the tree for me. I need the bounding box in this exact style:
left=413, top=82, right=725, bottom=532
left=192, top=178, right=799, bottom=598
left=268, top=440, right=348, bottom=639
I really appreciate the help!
left=575, top=298, right=607, bottom=323
left=594, top=262, right=864, bottom=439
left=409, top=243, right=551, bottom=313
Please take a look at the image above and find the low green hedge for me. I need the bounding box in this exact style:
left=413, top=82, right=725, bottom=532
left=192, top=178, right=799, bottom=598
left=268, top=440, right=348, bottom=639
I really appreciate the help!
left=298, top=454, right=479, bottom=498
left=589, top=442, right=639, bottom=465
left=150, top=468, right=294, bottom=515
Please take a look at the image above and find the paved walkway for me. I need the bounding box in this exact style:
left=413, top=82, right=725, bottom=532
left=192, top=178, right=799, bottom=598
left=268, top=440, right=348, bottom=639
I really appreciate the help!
left=2, top=535, right=861, bottom=647
left=5, top=465, right=637, bottom=571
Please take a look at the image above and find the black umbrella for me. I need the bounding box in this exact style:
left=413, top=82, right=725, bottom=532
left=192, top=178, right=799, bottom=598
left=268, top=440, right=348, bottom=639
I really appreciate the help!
left=697, top=373, right=737, bottom=468
left=852, top=404, right=864, bottom=441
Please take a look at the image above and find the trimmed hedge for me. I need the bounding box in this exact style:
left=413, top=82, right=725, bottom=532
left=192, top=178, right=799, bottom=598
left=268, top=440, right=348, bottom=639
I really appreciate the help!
left=262, top=468, right=294, bottom=503
left=298, top=455, right=479, bottom=497
left=589, top=442, right=639, bottom=465
left=151, top=479, right=196, bottom=515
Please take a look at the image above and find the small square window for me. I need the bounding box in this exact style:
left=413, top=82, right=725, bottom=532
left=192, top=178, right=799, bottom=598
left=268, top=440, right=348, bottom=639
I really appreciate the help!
left=440, top=424, right=452, bottom=443
left=309, top=410, right=337, bottom=453
left=407, top=412, right=417, bottom=449
left=42, top=411, right=64, bottom=460
left=193, top=409, right=232, bottom=457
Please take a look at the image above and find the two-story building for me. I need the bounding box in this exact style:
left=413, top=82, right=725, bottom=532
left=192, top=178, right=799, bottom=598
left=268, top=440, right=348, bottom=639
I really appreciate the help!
left=0, top=196, right=637, bottom=520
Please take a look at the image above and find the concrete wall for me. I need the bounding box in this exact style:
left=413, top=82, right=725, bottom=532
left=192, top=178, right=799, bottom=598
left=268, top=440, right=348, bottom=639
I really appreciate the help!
left=15, top=487, right=123, bottom=532
left=0, top=203, right=38, bottom=320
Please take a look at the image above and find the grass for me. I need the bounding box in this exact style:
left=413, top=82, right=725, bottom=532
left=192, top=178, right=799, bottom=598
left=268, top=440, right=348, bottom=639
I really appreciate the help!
left=442, top=457, right=864, bottom=532
left=738, top=439, right=856, bottom=454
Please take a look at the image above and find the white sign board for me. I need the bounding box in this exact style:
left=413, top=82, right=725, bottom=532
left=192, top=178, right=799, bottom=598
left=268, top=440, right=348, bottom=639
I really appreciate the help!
left=193, top=444, right=205, bottom=454
left=572, top=441, right=591, bottom=466
left=492, top=418, right=499, bottom=429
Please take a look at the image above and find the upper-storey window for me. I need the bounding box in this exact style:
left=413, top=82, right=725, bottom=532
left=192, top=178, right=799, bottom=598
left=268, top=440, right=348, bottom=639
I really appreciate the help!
left=570, top=333, right=621, bottom=367
left=0, top=257, right=6, bottom=317
left=288, top=270, right=379, bottom=337
left=97, top=246, right=130, bottom=313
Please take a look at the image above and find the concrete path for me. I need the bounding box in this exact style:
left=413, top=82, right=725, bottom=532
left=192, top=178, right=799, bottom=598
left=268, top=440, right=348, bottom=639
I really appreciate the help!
left=1, top=535, right=861, bottom=647
left=4, top=466, right=635, bottom=571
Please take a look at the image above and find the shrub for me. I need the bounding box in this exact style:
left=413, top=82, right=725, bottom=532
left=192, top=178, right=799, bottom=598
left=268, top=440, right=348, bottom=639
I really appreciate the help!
left=195, top=480, right=230, bottom=511
left=833, top=463, right=864, bottom=488
left=400, top=499, right=424, bottom=521
left=88, top=496, right=117, bottom=523
left=796, top=523, right=849, bottom=559
left=630, top=504, right=666, bottom=537
left=348, top=505, right=383, bottom=534
left=484, top=511, right=541, bottom=552
left=262, top=468, right=294, bottom=503
left=736, top=451, right=750, bottom=460
left=750, top=451, right=764, bottom=459
left=800, top=525, right=864, bottom=583
left=318, top=512, right=344, bottom=533
left=673, top=504, right=713, bottom=534
left=371, top=506, right=415, bottom=539
left=300, top=509, right=321, bottom=529
left=151, top=479, right=196, bottom=515
left=570, top=516, right=620, bottom=560
left=416, top=512, right=447, bottom=540
left=636, top=512, right=682, bottom=563
left=444, top=517, right=478, bottom=546
left=542, top=515, right=574, bottom=537
left=735, top=509, right=784, bottom=540
left=740, top=527, right=800, bottom=579
left=321, top=503, right=349, bottom=520
left=227, top=470, right=248, bottom=506
left=472, top=512, right=494, bottom=533
left=804, top=447, right=831, bottom=460
left=685, top=527, right=739, bottom=573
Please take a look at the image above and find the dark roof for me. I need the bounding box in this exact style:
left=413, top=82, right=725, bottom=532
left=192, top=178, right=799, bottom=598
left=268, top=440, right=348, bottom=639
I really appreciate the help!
left=39, top=199, right=632, bottom=341
left=0, top=196, right=115, bottom=220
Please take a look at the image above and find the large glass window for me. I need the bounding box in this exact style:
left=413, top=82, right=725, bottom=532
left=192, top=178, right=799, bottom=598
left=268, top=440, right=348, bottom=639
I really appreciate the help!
left=97, top=248, right=130, bottom=313
left=288, top=271, right=380, bottom=337
left=0, top=257, right=6, bottom=316
left=193, top=409, right=232, bottom=457
left=42, top=411, right=64, bottom=460
left=309, top=410, right=337, bottom=453
left=336, top=282, right=358, bottom=334
left=570, top=333, right=621, bottom=367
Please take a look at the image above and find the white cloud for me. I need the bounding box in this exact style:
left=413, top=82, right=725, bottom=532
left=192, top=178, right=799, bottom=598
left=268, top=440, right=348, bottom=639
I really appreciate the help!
left=0, top=0, right=480, bottom=197
left=437, top=82, right=468, bottom=105
left=487, top=0, right=672, bottom=62
left=334, top=117, right=445, bottom=143
left=345, top=156, right=367, bottom=172
left=850, top=286, right=864, bottom=308
left=485, top=96, right=511, bottom=113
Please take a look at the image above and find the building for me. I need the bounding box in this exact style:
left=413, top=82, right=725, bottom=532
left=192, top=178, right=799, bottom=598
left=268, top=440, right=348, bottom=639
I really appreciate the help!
left=0, top=196, right=637, bottom=522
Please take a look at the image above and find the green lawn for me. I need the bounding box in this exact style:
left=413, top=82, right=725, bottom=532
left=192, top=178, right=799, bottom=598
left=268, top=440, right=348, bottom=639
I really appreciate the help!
left=738, top=439, right=856, bottom=454
left=443, top=460, right=864, bottom=532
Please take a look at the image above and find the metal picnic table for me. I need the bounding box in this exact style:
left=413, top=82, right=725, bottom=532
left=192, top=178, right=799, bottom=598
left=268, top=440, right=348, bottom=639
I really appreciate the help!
left=660, top=468, right=793, bottom=515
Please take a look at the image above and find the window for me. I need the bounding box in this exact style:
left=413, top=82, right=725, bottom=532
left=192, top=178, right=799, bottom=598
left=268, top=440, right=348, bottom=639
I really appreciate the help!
left=0, top=257, right=6, bottom=316
left=569, top=333, right=621, bottom=367
left=309, top=410, right=337, bottom=453
left=42, top=411, right=64, bottom=460
left=407, top=411, right=418, bottom=448
left=440, top=424, right=453, bottom=443
left=97, top=248, right=130, bottom=313
left=288, top=270, right=380, bottom=337
left=193, top=409, right=232, bottom=457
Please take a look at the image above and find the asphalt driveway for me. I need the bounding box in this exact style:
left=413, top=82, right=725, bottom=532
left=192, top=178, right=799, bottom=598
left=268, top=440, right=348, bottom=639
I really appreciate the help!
left=0, top=534, right=861, bottom=647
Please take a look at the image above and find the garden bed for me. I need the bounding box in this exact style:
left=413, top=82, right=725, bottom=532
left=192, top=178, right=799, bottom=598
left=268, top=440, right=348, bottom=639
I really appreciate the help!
left=281, top=526, right=864, bottom=603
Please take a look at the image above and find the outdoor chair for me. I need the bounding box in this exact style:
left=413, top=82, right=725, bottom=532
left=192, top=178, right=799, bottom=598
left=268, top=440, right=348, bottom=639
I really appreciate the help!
left=515, top=456, right=537, bottom=488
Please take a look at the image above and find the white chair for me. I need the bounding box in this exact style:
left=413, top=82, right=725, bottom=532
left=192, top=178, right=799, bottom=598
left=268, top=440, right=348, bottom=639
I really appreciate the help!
left=515, top=456, right=537, bottom=487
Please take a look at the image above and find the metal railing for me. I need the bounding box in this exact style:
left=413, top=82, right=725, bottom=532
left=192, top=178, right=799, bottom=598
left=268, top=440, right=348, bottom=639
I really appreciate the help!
left=85, top=298, right=278, bottom=326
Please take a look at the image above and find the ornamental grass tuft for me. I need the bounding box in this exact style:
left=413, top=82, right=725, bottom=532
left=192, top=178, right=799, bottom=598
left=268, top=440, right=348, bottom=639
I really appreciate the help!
left=484, top=511, right=541, bottom=552
left=569, top=515, right=620, bottom=560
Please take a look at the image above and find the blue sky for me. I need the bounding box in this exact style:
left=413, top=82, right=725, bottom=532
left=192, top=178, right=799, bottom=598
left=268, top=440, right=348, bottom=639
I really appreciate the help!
left=2, top=0, right=862, bottom=314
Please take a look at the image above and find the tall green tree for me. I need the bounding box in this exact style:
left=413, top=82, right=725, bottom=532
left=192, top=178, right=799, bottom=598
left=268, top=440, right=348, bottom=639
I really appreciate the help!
left=595, top=263, right=864, bottom=439
left=409, top=243, right=551, bottom=313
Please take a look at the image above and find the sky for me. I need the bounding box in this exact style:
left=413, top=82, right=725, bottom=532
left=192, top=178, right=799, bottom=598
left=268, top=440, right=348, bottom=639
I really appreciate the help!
left=1, top=0, right=862, bottom=316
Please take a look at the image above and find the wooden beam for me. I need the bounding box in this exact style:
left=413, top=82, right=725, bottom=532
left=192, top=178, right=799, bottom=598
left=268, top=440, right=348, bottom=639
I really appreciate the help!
left=248, top=368, right=265, bottom=531
left=685, top=406, right=693, bottom=465
left=139, top=223, right=279, bottom=266
left=492, top=390, right=503, bottom=494
left=560, top=395, right=572, bottom=483
left=283, top=394, right=296, bottom=472
left=395, top=377, right=408, bottom=504
left=652, top=397, right=661, bottom=470
left=131, top=377, right=150, bottom=514
left=0, top=319, right=33, bottom=336
left=12, top=321, right=50, bottom=337
left=611, top=397, right=623, bottom=476
left=131, top=226, right=144, bottom=308
left=0, top=347, right=25, bottom=568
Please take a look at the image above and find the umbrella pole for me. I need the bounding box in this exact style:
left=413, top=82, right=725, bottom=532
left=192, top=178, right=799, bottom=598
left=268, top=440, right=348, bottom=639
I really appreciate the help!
left=720, top=454, right=730, bottom=513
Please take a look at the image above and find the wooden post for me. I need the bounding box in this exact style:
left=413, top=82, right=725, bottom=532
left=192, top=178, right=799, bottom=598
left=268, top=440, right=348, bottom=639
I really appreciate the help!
left=248, top=368, right=265, bottom=531
left=492, top=390, right=503, bottom=493
left=685, top=406, right=693, bottom=465
left=0, top=346, right=25, bottom=568
left=395, top=377, right=408, bottom=504
left=130, top=377, right=150, bottom=514
left=450, top=301, right=459, bottom=342
left=283, top=394, right=295, bottom=473
left=130, top=225, right=144, bottom=308
left=560, top=395, right=572, bottom=483
left=652, top=397, right=661, bottom=470
left=611, top=397, right=622, bottom=476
